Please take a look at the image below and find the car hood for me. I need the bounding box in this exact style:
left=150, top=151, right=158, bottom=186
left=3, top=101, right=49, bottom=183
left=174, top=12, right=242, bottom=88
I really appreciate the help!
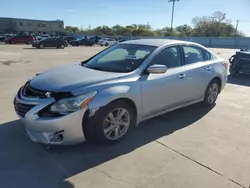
left=30, top=63, right=125, bottom=92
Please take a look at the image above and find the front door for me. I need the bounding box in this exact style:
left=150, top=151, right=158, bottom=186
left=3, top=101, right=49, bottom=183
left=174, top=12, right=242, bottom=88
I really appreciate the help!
left=141, top=46, right=189, bottom=118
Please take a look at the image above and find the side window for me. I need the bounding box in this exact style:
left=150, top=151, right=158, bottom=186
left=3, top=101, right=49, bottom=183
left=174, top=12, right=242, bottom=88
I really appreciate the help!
left=150, top=46, right=182, bottom=69
left=183, top=46, right=205, bottom=65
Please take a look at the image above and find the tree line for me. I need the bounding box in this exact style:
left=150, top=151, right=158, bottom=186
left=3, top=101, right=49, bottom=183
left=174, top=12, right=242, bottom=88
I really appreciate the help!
left=65, top=11, right=245, bottom=37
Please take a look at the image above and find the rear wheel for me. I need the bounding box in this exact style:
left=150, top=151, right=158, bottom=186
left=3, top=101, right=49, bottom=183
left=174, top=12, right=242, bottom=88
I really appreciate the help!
left=60, top=44, right=65, bottom=49
left=229, top=64, right=238, bottom=76
left=203, top=79, right=220, bottom=106
left=10, top=41, right=15, bottom=44
left=105, top=43, right=109, bottom=46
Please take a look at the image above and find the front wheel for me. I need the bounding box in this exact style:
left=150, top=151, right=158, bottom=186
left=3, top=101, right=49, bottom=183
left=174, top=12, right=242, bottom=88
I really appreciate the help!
left=86, top=101, right=134, bottom=143
left=203, top=80, right=220, bottom=106
left=39, top=44, right=44, bottom=49
left=60, top=44, right=65, bottom=49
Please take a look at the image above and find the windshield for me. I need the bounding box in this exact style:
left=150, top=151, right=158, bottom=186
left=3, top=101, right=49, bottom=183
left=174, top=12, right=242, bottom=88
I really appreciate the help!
left=84, top=44, right=156, bottom=73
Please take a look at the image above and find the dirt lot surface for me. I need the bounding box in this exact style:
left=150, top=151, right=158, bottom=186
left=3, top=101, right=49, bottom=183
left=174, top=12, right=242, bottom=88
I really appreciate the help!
left=0, top=44, right=250, bottom=188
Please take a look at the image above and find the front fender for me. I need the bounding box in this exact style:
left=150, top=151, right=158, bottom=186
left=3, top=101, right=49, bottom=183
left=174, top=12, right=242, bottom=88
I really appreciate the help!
left=88, top=84, right=141, bottom=117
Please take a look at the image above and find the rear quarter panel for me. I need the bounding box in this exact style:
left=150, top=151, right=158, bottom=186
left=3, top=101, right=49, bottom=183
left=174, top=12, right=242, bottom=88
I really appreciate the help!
left=212, top=58, right=228, bottom=90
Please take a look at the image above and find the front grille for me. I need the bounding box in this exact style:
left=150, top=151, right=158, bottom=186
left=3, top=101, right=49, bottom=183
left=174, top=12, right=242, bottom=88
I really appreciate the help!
left=15, top=101, right=36, bottom=117
left=22, top=84, right=47, bottom=98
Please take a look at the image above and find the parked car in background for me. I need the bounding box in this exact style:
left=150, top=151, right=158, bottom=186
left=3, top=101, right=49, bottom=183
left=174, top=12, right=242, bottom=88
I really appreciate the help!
left=229, top=49, right=250, bottom=76
left=0, top=35, right=6, bottom=42
left=63, top=36, right=77, bottom=43
left=35, top=36, right=45, bottom=41
left=98, top=38, right=117, bottom=46
left=69, top=38, right=95, bottom=46
left=32, top=37, right=67, bottom=49
left=89, top=36, right=101, bottom=44
left=14, top=39, right=228, bottom=145
left=5, top=34, right=35, bottom=44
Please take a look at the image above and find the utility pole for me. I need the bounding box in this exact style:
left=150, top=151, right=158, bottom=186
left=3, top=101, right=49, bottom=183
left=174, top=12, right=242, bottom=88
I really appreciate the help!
left=168, top=0, right=179, bottom=30
left=235, top=20, right=239, bottom=36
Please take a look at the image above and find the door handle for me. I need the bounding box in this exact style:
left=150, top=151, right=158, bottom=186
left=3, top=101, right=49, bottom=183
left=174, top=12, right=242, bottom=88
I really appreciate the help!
left=205, top=66, right=212, bottom=71
left=178, top=73, right=186, bottom=79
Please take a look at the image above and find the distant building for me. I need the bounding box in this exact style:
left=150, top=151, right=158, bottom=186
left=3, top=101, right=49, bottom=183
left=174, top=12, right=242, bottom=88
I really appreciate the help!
left=0, top=17, right=64, bottom=34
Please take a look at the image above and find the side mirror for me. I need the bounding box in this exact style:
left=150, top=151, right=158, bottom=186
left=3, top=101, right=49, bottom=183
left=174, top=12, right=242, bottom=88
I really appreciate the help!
left=147, top=64, right=167, bottom=74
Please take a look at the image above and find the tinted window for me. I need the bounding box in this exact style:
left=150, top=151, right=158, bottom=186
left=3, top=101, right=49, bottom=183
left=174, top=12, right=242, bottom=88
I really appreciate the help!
left=183, top=46, right=205, bottom=64
left=150, top=46, right=182, bottom=69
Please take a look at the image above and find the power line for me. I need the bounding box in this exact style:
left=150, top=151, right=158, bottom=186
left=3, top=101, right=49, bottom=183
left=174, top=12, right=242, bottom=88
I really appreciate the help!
left=168, top=0, right=179, bottom=29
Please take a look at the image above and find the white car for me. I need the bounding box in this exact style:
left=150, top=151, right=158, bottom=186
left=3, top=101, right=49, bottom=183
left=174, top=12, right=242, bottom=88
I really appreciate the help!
left=99, top=38, right=117, bottom=46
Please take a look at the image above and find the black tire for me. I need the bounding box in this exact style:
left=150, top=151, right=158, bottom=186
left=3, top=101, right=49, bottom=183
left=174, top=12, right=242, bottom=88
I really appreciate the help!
left=229, top=64, right=238, bottom=76
left=203, top=79, right=220, bottom=106
left=85, top=101, right=134, bottom=143
left=60, top=44, right=65, bottom=49
left=39, top=44, right=44, bottom=49
left=105, top=43, right=109, bottom=46
left=10, top=41, right=15, bottom=44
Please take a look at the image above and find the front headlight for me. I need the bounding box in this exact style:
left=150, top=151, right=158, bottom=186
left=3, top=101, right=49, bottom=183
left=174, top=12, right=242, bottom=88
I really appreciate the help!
left=50, top=92, right=97, bottom=114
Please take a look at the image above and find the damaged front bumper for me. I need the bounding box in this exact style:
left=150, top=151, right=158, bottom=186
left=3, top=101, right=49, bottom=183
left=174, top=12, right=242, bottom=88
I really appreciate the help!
left=14, top=94, right=87, bottom=145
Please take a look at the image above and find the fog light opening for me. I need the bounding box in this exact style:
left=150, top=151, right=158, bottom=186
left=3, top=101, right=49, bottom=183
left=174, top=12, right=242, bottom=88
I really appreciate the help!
left=52, top=133, right=63, bottom=142
left=49, top=130, right=64, bottom=143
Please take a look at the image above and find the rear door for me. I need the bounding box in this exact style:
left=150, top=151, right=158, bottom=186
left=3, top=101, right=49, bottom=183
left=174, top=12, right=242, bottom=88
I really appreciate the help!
left=180, top=45, right=215, bottom=101
left=53, top=38, right=61, bottom=47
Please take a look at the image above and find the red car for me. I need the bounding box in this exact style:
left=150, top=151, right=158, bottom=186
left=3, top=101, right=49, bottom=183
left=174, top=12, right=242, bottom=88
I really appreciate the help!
left=5, top=35, right=36, bottom=44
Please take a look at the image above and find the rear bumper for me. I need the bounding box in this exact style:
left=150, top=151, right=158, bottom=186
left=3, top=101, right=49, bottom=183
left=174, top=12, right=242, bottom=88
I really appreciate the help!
left=14, top=95, right=87, bottom=145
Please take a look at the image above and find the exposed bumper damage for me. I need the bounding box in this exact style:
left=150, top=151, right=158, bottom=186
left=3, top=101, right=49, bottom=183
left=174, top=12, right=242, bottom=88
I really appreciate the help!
left=14, top=85, right=90, bottom=145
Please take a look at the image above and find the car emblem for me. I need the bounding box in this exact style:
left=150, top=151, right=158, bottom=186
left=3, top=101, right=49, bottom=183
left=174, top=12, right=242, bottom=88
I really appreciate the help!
left=45, top=92, right=51, bottom=98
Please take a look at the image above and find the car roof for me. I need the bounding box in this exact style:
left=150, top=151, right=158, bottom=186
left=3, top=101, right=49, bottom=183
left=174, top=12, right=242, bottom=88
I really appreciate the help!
left=121, top=38, right=192, bottom=47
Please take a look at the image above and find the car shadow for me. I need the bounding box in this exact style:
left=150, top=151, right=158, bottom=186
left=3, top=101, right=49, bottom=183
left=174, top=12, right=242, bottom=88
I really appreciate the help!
left=227, top=74, right=250, bottom=87
left=0, top=103, right=214, bottom=188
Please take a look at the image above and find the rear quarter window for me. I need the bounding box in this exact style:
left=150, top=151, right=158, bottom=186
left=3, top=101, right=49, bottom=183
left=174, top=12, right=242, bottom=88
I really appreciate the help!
left=203, top=50, right=217, bottom=61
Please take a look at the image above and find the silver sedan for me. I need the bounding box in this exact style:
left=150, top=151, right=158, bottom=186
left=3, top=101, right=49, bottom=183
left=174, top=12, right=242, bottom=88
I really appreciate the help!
left=14, top=39, right=228, bottom=145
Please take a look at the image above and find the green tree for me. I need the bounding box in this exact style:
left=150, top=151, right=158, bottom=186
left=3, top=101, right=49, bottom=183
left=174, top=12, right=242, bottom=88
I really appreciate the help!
left=65, top=26, right=80, bottom=33
left=175, top=24, right=193, bottom=36
left=191, top=11, right=245, bottom=37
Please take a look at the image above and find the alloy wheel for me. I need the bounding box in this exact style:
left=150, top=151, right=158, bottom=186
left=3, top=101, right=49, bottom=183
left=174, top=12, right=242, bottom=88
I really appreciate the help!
left=207, top=83, right=219, bottom=104
left=103, top=108, right=130, bottom=140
